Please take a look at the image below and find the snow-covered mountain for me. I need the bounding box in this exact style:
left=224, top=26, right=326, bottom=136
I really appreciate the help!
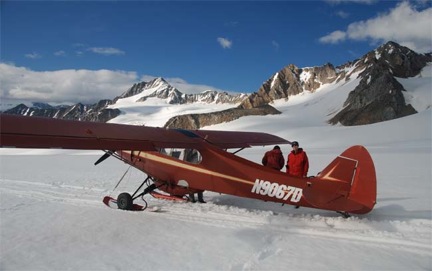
left=3, top=100, right=120, bottom=122
left=3, top=41, right=431, bottom=128
left=240, top=41, right=431, bottom=125
left=3, top=77, right=247, bottom=123
left=115, top=77, right=247, bottom=105
left=165, top=42, right=431, bottom=129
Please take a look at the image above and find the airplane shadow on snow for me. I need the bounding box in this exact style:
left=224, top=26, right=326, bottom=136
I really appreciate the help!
left=208, top=194, right=431, bottom=221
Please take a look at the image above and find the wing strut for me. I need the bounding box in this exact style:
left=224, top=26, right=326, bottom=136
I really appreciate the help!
left=232, top=147, right=245, bottom=155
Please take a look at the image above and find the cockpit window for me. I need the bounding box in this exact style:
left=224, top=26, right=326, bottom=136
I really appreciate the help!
left=158, top=148, right=202, bottom=164
left=174, top=129, right=201, bottom=138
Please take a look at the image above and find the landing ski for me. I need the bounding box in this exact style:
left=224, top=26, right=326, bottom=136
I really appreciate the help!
left=150, top=191, right=188, bottom=202
left=102, top=196, right=148, bottom=211
left=336, top=211, right=351, bottom=218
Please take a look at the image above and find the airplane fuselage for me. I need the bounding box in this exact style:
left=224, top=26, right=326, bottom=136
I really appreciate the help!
left=117, top=142, right=375, bottom=214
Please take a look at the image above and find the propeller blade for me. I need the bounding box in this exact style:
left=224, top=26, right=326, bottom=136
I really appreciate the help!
left=94, top=150, right=114, bottom=165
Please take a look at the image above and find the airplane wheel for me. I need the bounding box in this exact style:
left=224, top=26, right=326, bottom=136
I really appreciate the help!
left=117, top=193, right=133, bottom=210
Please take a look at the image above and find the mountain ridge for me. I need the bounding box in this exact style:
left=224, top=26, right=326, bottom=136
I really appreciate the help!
left=4, top=41, right=431, bottom=128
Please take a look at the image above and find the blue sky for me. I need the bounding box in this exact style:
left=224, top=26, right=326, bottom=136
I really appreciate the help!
left=1, top=0, right=431, bottom=105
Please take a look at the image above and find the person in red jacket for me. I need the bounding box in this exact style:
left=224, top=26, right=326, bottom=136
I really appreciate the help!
left=262, top=145, right=285, bottom=170
left=286, top=141, right=309, bottom=177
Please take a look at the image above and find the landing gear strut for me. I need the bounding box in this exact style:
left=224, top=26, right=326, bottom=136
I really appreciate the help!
left=98, top=151, right=162, bottom=211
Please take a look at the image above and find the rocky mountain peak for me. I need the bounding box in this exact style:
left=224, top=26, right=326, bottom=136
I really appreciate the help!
left=32, top=102, right=55, bottom=110
left=376, top=41, right=430, bottom=77
left=353, top=41, right=431, bottom=79
left=147, top=77, right=169, bottom=88
left=238, top=62, right=338, bottom=109
left=114, top=77, right=246, bottom=106
left=115, top=77, right=173, bottom=101
left=328, top=41, right=431, bottom=126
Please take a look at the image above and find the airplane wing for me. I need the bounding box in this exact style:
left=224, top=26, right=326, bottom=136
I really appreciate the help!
left=192, top=130, right=290, bottom=148
left=0, top=114, right=290, bottom=151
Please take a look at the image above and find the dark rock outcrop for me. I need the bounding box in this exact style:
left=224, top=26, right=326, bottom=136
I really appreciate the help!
left=164, top=105, right=281, bottom=130
left=329, top=41, right=430, bottom=125
left=239, top=63, right=338, bottom=109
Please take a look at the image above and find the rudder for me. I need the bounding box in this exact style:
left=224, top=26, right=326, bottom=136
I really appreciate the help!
left=344, top=145, right=377, bottom=214
left=317, top=145, right=377, bottom=214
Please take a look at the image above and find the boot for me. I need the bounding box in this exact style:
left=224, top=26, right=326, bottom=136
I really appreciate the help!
left=189, top=193, right=196, bottom=203
left=197, top=192, right=206, bottom=203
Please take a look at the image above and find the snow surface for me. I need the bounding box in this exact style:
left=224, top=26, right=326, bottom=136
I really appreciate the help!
left=1, top=66, right=431, bottom=270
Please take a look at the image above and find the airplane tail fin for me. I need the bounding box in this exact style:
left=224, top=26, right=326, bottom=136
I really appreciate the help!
left=316, top=145, right=377, bottom=214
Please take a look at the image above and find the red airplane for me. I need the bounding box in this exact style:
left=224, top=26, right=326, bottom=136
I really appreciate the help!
left=0, top=114, right=376, bottom=217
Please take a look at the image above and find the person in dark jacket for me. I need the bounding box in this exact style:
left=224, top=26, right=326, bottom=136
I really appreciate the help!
left=286, top=141, right=309, bottom=177
left=184, top=149, right=206, bottom=203
left=262, top=145, right=285, bottom=170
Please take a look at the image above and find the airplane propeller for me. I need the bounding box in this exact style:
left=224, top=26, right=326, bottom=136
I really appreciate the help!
left=94, top=150, right=115, bottom=165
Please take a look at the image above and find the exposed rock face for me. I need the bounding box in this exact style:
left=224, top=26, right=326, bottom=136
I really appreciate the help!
left=329, top=70, right=417, bottom=125
left=329, top=41, right=430, bottom=125
left=164, top=105, right=281, bottom=130
left=239, top=63, right=338, bottom=109
left=375, top=41, right=430, bottom=77
left=303, top=63, right=338, bottom=91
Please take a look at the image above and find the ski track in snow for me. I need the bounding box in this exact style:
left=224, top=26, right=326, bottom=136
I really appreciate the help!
left=0, top=179, right=108, bottom=210
left=1, top=178, right=430, bottom=259
left=149, top=202, right=431, bottom=257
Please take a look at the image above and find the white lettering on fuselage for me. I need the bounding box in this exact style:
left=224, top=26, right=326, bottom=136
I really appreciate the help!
left=251, top=179, right=302, bottom=203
